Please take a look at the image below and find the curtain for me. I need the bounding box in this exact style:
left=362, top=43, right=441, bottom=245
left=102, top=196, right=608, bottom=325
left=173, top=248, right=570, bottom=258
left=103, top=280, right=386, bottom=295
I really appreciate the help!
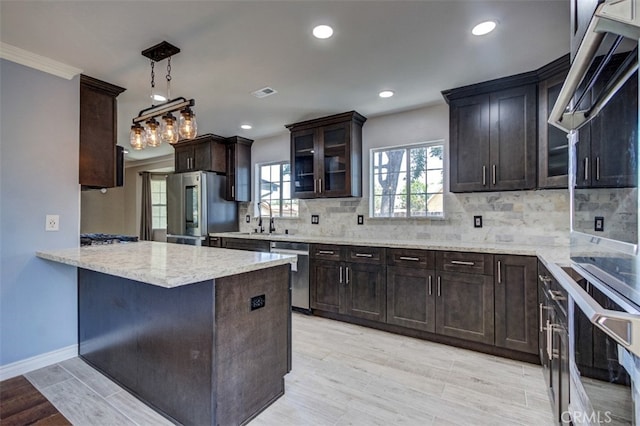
left=140, top=172, right=153, bottom=241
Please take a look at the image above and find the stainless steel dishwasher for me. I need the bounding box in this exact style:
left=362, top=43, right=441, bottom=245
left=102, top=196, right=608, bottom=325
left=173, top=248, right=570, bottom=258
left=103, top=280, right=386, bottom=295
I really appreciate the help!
left=270, top=241, right=310, bottom=312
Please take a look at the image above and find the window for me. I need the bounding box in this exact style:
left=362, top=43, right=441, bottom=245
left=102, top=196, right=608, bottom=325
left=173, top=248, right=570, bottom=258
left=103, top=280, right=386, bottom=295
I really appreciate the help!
left=151, top=175, right=167, bottom=229
left=371, top=141, right=444, bottom=218
left=257, top=162, right=299, bottom=217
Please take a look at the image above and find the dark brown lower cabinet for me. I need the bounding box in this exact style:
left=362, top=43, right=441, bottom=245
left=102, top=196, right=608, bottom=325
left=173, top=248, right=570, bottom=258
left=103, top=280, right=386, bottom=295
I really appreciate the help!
left=494, top=255, right=538, bottom=354
left=435, top=271, right=494, bottom=345
left=344, top=262, right=386, bottom=322
left=310, top=259, right=386, bottom=321
left=310, top=259, right=342, bottom=313
left=386, top=266, right=435, bottom=332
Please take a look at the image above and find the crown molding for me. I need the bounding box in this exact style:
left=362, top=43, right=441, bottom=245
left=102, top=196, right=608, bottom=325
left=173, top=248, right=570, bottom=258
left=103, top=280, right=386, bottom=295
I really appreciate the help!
left=0, top=42, right=82, bottom=80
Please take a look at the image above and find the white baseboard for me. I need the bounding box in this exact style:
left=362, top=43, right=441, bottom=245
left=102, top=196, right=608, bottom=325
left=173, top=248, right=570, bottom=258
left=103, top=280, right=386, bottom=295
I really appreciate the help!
left=0, top=344, right=78, bottom=381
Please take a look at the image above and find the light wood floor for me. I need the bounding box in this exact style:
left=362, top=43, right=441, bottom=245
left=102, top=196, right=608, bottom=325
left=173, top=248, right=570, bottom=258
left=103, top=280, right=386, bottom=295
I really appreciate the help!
left=22, top=313, right=554, bottom=425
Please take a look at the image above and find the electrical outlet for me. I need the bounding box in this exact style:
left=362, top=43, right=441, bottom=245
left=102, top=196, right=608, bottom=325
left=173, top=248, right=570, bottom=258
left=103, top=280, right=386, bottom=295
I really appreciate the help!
left=474, top=215, right=482, bottom=228
left=594, top=216, right=604, bottom=232
left=357, top=215, right=364, bottom=225
left=245, top=215, right=251, bottom=223
left=311, top=215, right=320, bottom=225
left=46, top=214, right=59, bottom=231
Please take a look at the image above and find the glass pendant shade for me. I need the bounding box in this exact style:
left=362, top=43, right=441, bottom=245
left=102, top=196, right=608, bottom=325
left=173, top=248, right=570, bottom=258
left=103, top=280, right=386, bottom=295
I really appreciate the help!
left=160, top=112, right=179, bottom=144
left=145, top=118, right=162, bottom=147
left=130, top=123, right=147, bottom=150
left=179, top=107, right=198, bottom=139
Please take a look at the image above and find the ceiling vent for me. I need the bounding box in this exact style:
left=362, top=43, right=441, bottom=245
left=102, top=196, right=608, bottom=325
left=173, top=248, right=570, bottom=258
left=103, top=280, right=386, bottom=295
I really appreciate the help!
left=251, top=86, right=278, bottom=98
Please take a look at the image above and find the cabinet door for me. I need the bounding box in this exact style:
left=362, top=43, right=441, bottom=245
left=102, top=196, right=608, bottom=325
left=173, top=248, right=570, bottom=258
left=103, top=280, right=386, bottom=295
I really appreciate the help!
left=539, top=73, right=570, bottom=189
left=343, top=262, right=385, bottom=322
left=192, top=142, right=212, bottom=172
left=320, top=122, right=351, bottom=197
left=387, top=266, right=435, bottom=332
left=435, top=272, right=494, bottom=344
left=175, top=147, right=193, bottom=172
left=494, top=255, right=538, bottom=354
left=489, top=84, right=537, bottom=191
left=449, top=94, right=491, bottom=192
left=310, top=259, right=342, bottom=313
left=291, top=129, right=317, bottom=198
left=590, top=70, right=638, bottom=188
left=230, top=141, right=251, bottom=202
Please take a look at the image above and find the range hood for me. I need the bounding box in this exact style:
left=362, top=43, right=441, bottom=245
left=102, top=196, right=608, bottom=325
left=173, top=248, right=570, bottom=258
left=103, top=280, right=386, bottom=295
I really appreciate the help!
left=549, top=0, right=640, bottom=132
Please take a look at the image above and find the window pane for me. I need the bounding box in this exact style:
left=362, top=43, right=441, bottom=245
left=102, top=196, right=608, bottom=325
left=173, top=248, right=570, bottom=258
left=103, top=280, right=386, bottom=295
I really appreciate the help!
left=393, top=195, right=406, bottom=217
left=427, top=193, right=444, bottom=215
left=257, top=162, right=298, bottom=218
left=426, top=146, right=444, bottom=169
left=410, top=194, right=427, bottom=217
left=427, top=170, right=444, bottom=192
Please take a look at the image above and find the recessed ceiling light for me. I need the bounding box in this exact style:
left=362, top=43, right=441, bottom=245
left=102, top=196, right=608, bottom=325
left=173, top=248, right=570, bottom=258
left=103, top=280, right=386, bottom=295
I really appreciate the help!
left=472, top=20, right=497, bottom=36
left=313, top=25, right=334, bottom=39
left=240, top=124, right=252, bottom=130
left=379, top=90, right=394, bottom=98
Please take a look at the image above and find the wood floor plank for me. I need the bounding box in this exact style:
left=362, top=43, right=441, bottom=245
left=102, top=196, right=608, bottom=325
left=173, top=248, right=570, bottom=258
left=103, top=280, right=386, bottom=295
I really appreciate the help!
left=0, top=376, right=71, bottom=426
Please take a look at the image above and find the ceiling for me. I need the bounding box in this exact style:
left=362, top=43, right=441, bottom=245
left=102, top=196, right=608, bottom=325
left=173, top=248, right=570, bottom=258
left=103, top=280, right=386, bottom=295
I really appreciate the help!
left=0, top=0, right=570, bottom=162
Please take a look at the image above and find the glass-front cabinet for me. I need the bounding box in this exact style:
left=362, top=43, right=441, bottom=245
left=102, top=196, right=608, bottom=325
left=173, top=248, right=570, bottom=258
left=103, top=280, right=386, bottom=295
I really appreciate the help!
left=288, top=111, right=366, bottom=199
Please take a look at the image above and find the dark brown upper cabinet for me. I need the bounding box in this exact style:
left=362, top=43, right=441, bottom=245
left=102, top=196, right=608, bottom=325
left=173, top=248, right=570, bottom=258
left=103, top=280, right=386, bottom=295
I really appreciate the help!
left=225, top=136, right=253, bottom=202
left=286, top=111, right=366, bottom=199
left=537, top=55, right=570, bottom=189
left=172, top=134, right=227, bottom=174
left=79, top=75, right=125, bottom=188
left=444, top=75, right=537, bottom=193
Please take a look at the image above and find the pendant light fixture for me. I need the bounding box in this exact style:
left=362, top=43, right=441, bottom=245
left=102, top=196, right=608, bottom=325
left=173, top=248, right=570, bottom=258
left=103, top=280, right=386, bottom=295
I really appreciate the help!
left=130, top=41, right=197, bottom=150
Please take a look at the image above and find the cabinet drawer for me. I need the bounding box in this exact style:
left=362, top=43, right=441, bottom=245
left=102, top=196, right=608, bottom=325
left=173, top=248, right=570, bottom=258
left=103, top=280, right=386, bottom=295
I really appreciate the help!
left=208, top=236, right=222, bottom=248
left=436, top=251, right=494, bottom=275
left=347, top=246, right=384, bottom=264
left=387, top=249, right=434, bottom=268
left=311, top=244, right=344, bottom=261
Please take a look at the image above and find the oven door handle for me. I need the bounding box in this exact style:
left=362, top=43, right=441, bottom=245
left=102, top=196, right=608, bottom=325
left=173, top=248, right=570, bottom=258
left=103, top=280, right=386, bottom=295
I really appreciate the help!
left=541, top=257, right=640, bottom=357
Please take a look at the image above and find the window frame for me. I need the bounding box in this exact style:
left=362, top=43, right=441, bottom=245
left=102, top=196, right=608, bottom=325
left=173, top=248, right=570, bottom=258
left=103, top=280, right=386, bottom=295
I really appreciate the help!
left=150, top=174, right=168, bottom=230
left=369, top=139, right=445, bottom=219
left=255, top=161, right=299, bottom=218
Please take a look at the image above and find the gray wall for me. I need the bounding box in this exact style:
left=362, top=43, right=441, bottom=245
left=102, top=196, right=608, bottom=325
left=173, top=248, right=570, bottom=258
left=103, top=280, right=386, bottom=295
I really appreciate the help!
left=0, top=59, right=80, bottom=365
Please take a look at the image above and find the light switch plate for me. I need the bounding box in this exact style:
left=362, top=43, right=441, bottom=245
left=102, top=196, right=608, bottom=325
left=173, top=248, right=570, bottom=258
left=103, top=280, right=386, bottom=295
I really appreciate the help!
left=357, top=215, right=364, bottom=225
left=311, top=215, right=320, bottom=225
left=473, top=215, right=482, bottom=228
left=245, top=215, right=251, bottom=223
left=46, top=214, right=59, bottom=231
left=595, top=216, right=604, bottom=232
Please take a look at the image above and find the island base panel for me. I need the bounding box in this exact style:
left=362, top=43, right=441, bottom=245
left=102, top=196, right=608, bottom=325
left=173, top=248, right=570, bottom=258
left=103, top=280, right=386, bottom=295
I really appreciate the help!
left=78, top=264, right=291, bottom=425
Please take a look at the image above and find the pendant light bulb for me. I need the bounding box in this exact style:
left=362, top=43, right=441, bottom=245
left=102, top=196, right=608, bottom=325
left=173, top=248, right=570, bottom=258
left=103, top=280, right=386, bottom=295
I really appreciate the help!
left=161, top=112, right=179, bottom=145
left=130, top=123, right=147, bottom=150
left=145, top=118, right=162, bottom=147
left=179, top=107, right=197, bottom=139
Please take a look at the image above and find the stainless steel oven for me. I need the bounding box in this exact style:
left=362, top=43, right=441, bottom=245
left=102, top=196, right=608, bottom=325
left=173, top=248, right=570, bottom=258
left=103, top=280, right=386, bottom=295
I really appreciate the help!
left=548, top=0, right=640, bottom=423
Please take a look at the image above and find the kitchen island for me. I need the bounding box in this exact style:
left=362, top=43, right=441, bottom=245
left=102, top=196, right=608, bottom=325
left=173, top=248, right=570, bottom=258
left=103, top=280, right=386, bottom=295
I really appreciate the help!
left=36, top=242, right=296, bottom=426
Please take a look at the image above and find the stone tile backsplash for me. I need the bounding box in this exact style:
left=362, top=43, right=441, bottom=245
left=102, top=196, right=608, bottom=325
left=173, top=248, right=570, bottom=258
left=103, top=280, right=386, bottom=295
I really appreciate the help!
left=239, top=189, right=571, bottom=248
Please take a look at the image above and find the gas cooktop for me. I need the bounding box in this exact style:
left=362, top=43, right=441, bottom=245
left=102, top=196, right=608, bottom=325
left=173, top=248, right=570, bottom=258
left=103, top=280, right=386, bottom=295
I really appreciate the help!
left=80, top=233, right=138, bottom=246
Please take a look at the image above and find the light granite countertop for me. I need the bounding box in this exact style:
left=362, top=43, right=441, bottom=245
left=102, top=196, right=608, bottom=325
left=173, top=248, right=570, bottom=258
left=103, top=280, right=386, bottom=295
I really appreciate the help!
left=210, top=232, right=570, bottom=264
left=36, top=241, right=296, bottom=288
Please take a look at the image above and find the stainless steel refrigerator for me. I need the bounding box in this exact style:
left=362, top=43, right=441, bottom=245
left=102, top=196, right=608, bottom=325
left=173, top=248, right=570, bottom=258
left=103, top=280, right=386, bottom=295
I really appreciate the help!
left=166, top=171, right=238, bottom=245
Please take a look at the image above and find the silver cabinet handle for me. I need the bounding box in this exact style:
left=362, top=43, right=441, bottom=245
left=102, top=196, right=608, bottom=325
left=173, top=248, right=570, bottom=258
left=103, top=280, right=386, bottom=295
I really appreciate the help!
left=539, top=303, right=544, bottom=332
left=538, top=274, right=552, bottom=284
left=345, top=266, right=349, bottom=284
left=482, top=165, right=487, bottom=186
left=492, top=164, right=496, bottom=185
left=549, top=290, right=566, bottom=301
left=428, top=275, right=432, bottom=296
left=314, top=179, right=317, bottom=193
left=451, top=260, right=475, bottom=266
left=339, top=266, right=343, bottom=284
left=437, top=276, right=441, bottom=297
left=231, top=185, right=235, bottom=198
left=546, top=320, right=552, bottom=360
left=355, top=253, right=373, bottom=258
left=319, top=178, right=322, bottom=193
left=596, top=156, right=600, bottom=181
left=318, top=250, right=334, bottom=255
left=497, top=260, right=502, bottom=284
left=399, top=256, right=420, bottom=261
left=584, top=157, right=589, bottom=181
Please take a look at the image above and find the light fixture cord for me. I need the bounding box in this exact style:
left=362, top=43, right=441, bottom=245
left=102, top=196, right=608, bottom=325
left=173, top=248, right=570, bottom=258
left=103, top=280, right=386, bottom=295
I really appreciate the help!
left=166, top=57, right=172, bottom=101
left=150, top=59, right=155, bottom=106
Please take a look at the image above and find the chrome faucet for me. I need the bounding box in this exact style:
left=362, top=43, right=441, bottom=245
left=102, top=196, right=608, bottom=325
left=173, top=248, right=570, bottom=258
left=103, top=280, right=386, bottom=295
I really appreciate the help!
left=257, top=201, right=275, bottom=233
